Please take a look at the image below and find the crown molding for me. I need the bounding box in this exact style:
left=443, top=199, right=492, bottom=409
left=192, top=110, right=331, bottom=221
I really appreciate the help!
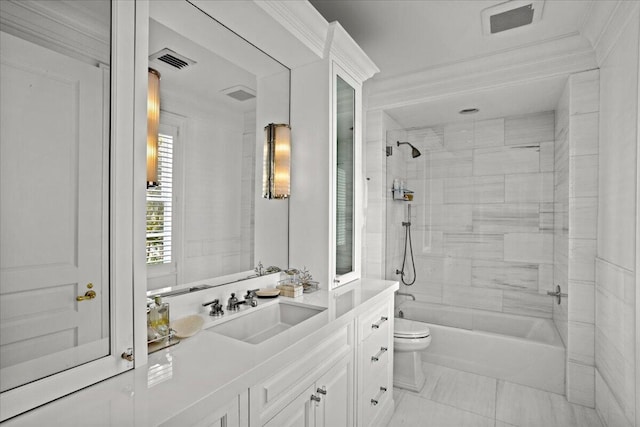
left=325, top=22, right=380, bottom=83
left=582, top=0, right=640, bottom=65
left=190, top=0, right=326, bottom=70
left=254, top=1, right=327, bottom=61
left=0, top=0, right=110, bottom=66
left=367, top=33, right=597, bottom=111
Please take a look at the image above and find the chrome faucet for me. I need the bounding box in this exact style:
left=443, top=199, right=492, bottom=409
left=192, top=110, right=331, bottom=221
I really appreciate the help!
left=245, top=289, right=259, bottom=307
left=227, top=293, right=245, bottom=311
left=202, top=299, right=224, bottom=317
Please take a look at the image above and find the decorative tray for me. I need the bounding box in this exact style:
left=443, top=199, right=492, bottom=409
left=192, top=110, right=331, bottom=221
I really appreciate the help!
left=255, top=288, right=280, bottom=298
left=170, top=315, right=204, bottom=338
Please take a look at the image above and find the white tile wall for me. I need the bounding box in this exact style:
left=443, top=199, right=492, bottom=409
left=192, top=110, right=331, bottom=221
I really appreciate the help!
left=385, top=111, right=556, bottom=318
left=505, top=172, right=554, bottom=203
left=471, top=260, right=538, bottom=291
left=443, top=175, right=504, bottom=204
left=443, top=284, right=503, bottom=312
left=429, top=149, right=473, bottom=178
left=568, top=281, right=595, bottom=324
left=473, top=145, right=541, bottom=176
left=595, top=370, right=633, bottom=427
left=568, top=320, right=595, bottom=366
left=554, top=69, right=600, bottom=408
left=567, top=362, right=595, bottom=409
left=504, top=111, right=555, bottom=146
left=443, top=233, right=504, bottom=260
left=504, top=233, right=553, bottom=264
left=502, top=290, right=552, bottom=318
left=568, top=239, right=597, bottom=283
left=474, top=118, right=505, bottom=148
left=570, top=112, right=599, bottom=156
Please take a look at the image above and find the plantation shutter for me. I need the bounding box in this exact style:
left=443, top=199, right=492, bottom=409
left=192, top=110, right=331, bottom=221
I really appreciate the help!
left=146, top=132, right=173, bottom=264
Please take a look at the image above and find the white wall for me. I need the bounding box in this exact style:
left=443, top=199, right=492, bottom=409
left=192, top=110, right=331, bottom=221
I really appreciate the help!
left=155, top=91, right=253, bottom=286
left=382, top=112, right=556, bottom=318
left=554, top=69, right=600, bottom=407
left=593, top=4, right=639, bottom=427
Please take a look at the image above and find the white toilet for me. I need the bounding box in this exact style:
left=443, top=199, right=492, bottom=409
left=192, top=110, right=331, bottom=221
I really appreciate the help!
left=393, top=318, right=431, bottom=392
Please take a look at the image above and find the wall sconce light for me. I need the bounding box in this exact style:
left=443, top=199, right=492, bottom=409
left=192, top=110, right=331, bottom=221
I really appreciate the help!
left=263, top=123, right=291, bottom=199
left=147, top=68, right=161, bottom=188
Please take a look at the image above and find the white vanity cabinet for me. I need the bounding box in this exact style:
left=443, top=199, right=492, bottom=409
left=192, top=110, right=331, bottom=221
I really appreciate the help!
left=250, top=324, right=355, bottom=427
left=263, top=353, right=353, bottom=427
left=189, top=392, right=248, bottom=427
left=289, top=23, right=379, bottom=290
left=357, top=299, right=394, bottom=427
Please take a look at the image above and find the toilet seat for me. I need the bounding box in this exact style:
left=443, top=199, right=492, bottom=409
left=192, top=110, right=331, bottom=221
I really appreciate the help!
left=394, top=318, right=430, bottom=339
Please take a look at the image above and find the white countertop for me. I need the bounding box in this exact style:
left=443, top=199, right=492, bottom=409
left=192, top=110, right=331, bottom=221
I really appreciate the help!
left=5, top=278, right=398, bottom=426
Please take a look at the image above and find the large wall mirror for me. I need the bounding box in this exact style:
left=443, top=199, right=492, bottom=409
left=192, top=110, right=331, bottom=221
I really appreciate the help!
left=147, top=1, right=290, bottom=293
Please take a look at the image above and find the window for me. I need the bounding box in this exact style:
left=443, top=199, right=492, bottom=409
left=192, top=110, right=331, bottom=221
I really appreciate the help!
left=146, top=131, right=173, bottom=265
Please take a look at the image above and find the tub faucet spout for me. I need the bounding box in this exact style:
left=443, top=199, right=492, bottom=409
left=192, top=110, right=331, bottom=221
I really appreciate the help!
left=396, top=291, right=415, bottom=301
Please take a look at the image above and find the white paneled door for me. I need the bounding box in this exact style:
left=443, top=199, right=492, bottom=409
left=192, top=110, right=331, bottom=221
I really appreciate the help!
left=0, top=32, right=109, bottom=392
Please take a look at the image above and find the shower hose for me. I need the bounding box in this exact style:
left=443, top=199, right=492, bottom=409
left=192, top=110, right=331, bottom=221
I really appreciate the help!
left=399, top=214, right=417, bottom=286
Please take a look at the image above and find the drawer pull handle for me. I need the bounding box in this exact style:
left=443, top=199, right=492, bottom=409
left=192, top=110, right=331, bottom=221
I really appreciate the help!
left=371, top=316, right=388, bottom=329
left=371, top=347, right=388, bottom=362
left=370, top=386, right=388, bottom=406
left=317, top=386, right=327, bottom=395
left=310, top=394, right=321, bottom=403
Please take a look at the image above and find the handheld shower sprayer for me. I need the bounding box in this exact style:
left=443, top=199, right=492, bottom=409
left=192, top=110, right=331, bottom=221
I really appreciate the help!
left=397, top=141, right=421, bottom=158
left=396, top=204, right=417, bottom=286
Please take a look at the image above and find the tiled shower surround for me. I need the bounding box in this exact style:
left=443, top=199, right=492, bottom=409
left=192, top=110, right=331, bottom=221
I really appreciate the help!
left=554, top=69, right=600, bottom=408
left=386, top=111, right=556, bottom=319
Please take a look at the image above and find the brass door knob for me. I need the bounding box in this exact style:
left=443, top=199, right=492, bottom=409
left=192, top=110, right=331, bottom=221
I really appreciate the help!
left=77, top=290, right=96, bottom=301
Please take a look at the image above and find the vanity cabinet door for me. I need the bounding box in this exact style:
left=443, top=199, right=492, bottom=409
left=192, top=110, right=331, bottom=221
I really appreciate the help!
left=189, top=392, right=248, bottom=427
left=263, top=384, right=315, bottom=427
left=314, top=353, right=353, bottom=427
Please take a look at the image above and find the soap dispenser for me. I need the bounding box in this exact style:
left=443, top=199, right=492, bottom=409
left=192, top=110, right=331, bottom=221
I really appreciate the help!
left=149, top=296, right=170, bottom=339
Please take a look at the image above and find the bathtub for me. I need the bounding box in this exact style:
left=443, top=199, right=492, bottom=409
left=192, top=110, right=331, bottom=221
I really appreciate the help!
left=396, top=300, right=565, bottom=394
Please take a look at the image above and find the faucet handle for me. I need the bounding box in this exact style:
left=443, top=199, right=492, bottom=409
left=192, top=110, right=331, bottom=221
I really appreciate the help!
left=202, top=298, right=219, bottom=307
left=203, top=299, right=224, bottom=317
left=245, top=289, right=258, bottom=307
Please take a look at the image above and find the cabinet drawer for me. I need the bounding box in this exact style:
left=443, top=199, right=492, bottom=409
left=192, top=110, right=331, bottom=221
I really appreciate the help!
left=362, top=335, right=390, bottom=384
left=361, top=368, right=391, bottom=427
left=359, top=301, right=392, bottom=342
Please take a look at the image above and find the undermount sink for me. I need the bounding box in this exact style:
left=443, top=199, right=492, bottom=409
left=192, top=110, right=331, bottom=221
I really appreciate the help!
left=206, top=301, right=326, bottom=344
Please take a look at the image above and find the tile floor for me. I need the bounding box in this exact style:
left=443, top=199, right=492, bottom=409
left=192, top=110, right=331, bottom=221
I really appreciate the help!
left=388, top=362, right=603, bottom=427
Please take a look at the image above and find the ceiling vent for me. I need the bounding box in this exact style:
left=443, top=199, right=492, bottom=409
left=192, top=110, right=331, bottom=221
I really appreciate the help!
left=149, top=48, right=196, bottom=70
left=481, top=1, right=544, bottom=35
left=221, top=85, right=256, bottom=101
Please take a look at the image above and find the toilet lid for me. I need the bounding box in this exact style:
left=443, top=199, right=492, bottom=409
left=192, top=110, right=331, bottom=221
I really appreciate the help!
left=394, top=318, right=430, bottom=338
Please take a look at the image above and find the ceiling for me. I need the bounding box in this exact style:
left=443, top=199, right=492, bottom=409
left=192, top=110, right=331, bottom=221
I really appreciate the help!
left=148, top=0, right=289, bottom=115
left=310, top=0, right=597, bottom=127
left=310, top=0, right=594, bottom=80
left=149, top=18, right=257, bottom=113
left=384, top=74, right=568, bottom=128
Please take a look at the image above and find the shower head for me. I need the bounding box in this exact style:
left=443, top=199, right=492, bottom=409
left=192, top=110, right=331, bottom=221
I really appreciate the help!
left=397, top=141, right=421, bottom=158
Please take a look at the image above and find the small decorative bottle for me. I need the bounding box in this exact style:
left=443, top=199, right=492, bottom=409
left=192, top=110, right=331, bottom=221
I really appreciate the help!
left=150, top=296, right=170, bottom=339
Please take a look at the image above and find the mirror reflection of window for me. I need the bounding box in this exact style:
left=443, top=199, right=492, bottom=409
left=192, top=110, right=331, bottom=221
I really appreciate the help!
left=146, top=129, right=175, bottom=266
